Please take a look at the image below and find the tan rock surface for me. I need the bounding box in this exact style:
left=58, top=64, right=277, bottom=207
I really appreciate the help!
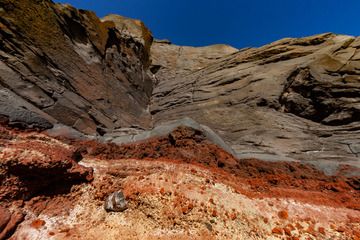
left=150, top=33, right=360, bottom=174
left=1, top=0, right=359, bottom=174
left=0, top=1, right=359, bottom=239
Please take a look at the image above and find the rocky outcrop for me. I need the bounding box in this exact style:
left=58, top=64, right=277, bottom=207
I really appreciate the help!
left=0, top=208, right=24, bottom=240
left=1, top=1, right=360, bottom=239
left=75, top=125, right=238, bottom=169
left=0, top=125, right=93, bottom=202
left=150, top=33, right=360, bottom=174
left=1, top=0, right=359, bottom=175
left=0, top=0, right=153, bottom=135
left=150, top=40, right=238, bottom=84
left=105, top=117, right=236, bottom=156
left=7, top=131, right=360, bottom=239
left=0, top=207, right=10, bottom=233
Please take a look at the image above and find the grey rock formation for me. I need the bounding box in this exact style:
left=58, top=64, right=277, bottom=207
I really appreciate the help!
left=0, top=0, right=153, bottom=134
left=0, top=89, right=54, bottom=129
left=108, top=117, right=236, bottom=156
left=150, top=33, right=360, bottom=175
left=150, top=41, right=238, bottom=85
left=0, top=0, right=359, bottom=175
left=104, top=192, right=128, bottom=212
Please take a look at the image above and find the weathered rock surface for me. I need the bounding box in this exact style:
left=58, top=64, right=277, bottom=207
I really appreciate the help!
left=150, top=33, right=360, bottom=174
left=0, top=125, right=93, bottom=202
left=150, top=40, right=238, bottom=85
left=0, top=116, right=358, bottom=240
left=104, top=191, right=128, bottom=212
left=0, top=207, right=10, bottom=232
left=0, top=0, right=153, bottom=135
left=0, top=210, right=24, bottom=240
left=8, top=140, right=360, bottom=239
left=1, top=1, right=360, bottom=239
left=106, top=117, right=236, bottom=156
left=1, top=0, right=359, bottom=175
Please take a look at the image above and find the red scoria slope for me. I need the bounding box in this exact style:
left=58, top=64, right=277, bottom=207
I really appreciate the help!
left=0, top=125, right=359, bottom=239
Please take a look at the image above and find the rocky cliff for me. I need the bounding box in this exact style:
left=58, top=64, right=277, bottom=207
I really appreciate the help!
left=0, top=0, right=359, bottom=239
left=150, top=33, right=360, bottom=174
left=1, top=0, right=359, bottom=173
left=1, top=0, right=153, bottom=135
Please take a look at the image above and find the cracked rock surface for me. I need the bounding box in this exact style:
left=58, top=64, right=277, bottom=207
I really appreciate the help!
left=150, top=34, right=360, bottom=174
left=1, top=0, right=359, bottom=174
left=0, top=1, right=360, bottom=238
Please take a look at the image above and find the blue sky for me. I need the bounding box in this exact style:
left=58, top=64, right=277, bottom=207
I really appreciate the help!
left=55, top=0, right=360, bottom=49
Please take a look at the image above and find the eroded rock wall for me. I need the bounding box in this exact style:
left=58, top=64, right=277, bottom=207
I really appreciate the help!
left=0, top=0, right=154, bottom=134
left=150, top=33, right=360, bottom=173
left=0, top=0, right=359, bottom=173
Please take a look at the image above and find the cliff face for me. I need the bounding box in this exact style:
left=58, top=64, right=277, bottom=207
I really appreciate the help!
left=0, top=0, right=360, bottom=174
left=1, top=1, right=360, bottom=239
left=2, top=0, right=358, bottom=172
left=150, top=33, right=360, bottom=173
left=0, top=0, right=153, bottom=134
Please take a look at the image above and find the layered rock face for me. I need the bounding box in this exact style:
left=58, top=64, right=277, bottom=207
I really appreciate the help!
left=1, top=0, right=358, bottom=173
left=1, top=1, right=360, bottom=239
left=150, top=33, right=360, bottom=174
left=0, top=0, right=153, bottom=134
left=0, top=124, right=358, bottom=240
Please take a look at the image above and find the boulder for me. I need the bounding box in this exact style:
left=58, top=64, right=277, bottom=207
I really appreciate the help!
left=104, top=191, right=128, bottom=212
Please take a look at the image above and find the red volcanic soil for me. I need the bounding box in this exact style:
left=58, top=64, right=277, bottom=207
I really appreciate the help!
left=0, top=125, right=93, bottom=202
left=72, top=126, right=360, bottom=210
left=1, top=124, right=359, bottom=239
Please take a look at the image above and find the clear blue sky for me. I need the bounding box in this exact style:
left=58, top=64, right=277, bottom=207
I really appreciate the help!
left=55, top=0, right=360, bottom=48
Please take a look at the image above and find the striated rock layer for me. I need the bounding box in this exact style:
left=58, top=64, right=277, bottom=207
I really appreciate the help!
left=0, top=125, right=359, bottom=240
left=0, top=0, right=153, bottom=134
left=1, top=0, right=359, bottom=174
left=150, top=33, right=360, bottom=174
left=0, top=0, right=360, bottom=239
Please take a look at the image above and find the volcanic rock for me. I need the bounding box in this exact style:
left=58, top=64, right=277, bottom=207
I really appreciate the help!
left=0, top=1, right=360, bottom=238
left=76, top=125, right=238, bottom=169
left=104, top=191, right=128, bottom=212
left=107, top=117, right=236, bottom=156
left=0, top=210, right=24, bottom=240
left=0, top=125, right=93, bottom=201
left=0, top=0, right=153, bottom=134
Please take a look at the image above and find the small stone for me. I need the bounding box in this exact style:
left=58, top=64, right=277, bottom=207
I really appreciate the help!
left=30, top=219, right=46, bottom=229
left=272, top=227, right=283, bottom=235
left=204, top=222, right=212, bottom=231
left=278, top=210, right=289, bottom=220
left=104, top=191, right=128, bottom=212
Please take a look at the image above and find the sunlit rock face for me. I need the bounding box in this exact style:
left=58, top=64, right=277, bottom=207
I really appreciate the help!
left=1, top=0, right=359, bottom=169
left=0, top=0, right=359, bottom=239
left=0, top=0, right=154, bottom=135
left=150, top=33, right=360, bottom=173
